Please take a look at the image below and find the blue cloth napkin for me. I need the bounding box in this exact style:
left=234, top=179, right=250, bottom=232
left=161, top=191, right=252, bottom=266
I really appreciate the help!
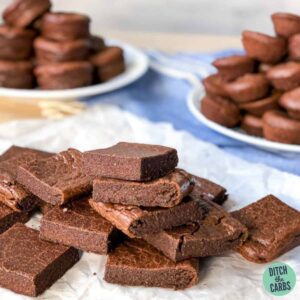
left=87, top=50, right=300, bottom=176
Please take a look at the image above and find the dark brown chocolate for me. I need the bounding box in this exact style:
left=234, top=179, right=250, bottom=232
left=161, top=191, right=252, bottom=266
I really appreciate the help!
left=212, top=55, right=255, bottom=81
left=242, top=30, right=287, bottom=63
left=93, top=169, right=193, bottom=208
left=40, top=198, right=121, bottom=254
left=224, top=73, right=269, bottom=103
left=272, top=12, right=300, bottom=38
left=238, top=91, right=280, bottom=117
left=0, top=60, right=34, bottom=89
left=0, top=25, right=35, bottom=60
left=189, top=175, right=228, bottom=205
left=241, top=114, right=263, bottom=137
left=0, top=223, right=79, bottom=296
left=0, top=202, right=30, bottom=234
left=34, top=37, right=90, bottom=64
left=104, top=239, right=200, bottom=290
left=84, top=142, right=178, bottom=182
left=202, top=74, right=229, bottom=98
left=89, top=197, right=205, bottom=238
left=267, top=62, right=300, bottom=91
left=144, top=199, right=247, bottom=262
left=263, top=110, right=300, bottom=144
left=97, top=60, right=125, bottom=82
left=201, top=95, right=241, bottom=128
left=41, top=12, right=90, bottom=41
left=34, top=61, right=93, bottom=90
left=0, top=147, right=52, bottom=211
left=232, top=194, right=300, bottom=263
left=3, top=0, right=51, bottom=28
left=279, top=87, right=300, bottom=120
left=17, top=148, right=94, bottom=205
left=90, top=46, right=124, bottom=68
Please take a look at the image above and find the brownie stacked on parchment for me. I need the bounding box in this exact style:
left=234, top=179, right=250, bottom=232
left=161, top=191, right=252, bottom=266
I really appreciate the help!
left=201, top=12, right=300, bottom=145
left=0, top=0, right=125, bottom=90
left=0, top=142, right=299, bottom=296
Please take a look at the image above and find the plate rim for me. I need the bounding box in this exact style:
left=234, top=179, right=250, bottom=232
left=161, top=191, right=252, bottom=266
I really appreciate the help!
left=0, top=40, right=149, bottom=100
left=187, top=83, right=300, bottom=153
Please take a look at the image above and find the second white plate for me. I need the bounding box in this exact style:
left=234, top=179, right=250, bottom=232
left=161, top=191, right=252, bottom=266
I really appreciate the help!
left=0, top=40, right=149, bottom=100
left=187, top=83, right=300, bottom=153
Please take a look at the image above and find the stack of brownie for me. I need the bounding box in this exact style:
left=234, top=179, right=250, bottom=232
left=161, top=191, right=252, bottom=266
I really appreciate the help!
left=0, top=142, right=299, bottom=297
left=0, top=0, right=125, bottom=90
left=201, top=12, right=300, bottom=145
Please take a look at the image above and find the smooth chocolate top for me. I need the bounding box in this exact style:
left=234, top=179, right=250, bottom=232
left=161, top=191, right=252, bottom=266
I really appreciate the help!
left=263, top=110, right=300, bottom=130
left=17, top=148, right=94, bottom=205
left=203, top=74, right=229, bottom=97
left=3, top=0, right=51, bottom=28
left=105, top=239, right=199, bottom=290
left=213, top=55, right=254, bottom=69
left=224, top=73, right=269, bottom=102
left=267, top=61, right=300, bottom=79
left=42, top=12, right=90, bottom=24
left=84, top=142, right=178, bottom=181
left=280, top=87, right=300, bottom=110
left=272, top=12, right=300, bottom=38
left=232, top=194, right=300, bottom=263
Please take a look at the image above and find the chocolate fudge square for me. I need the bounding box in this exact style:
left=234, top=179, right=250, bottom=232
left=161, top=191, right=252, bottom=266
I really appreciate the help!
left=144, top=199, right=247, bottom=262
left=0, top=202, right=29, bottom=234
left=0, top=223, right=79, bottom=296
left=232, top=194, right=300, bottom=263
left=84, top=142, right=178, bottom=181
left=93, top=169, right=193, bottom=208
left=17, top=148, right=94, bottom=205
left=40, top=199, right=121, bottom=254
left=104, top=239, right=199, bottom=290
left=0, top=145, right=33, bottom=162
left=89, top=197, right=205, bottom=238
left=190, top=175, right=228, bottom=205
left=0, top=147, right=52, bottom=211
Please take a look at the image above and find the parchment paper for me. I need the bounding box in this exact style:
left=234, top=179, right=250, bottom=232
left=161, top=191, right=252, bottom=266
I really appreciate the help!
left=0, top=104, right=299, bottom=300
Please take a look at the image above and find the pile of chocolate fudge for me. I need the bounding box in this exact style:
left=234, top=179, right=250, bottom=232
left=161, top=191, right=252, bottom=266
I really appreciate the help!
left=0, top=0, right=125, bottom=90
left=0, top=142, right=299, bottom=296
left=202, top=12, right=300, bottom=145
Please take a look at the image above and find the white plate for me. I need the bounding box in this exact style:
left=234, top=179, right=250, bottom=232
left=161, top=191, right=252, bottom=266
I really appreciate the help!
left=187, top=83, right=300, bottom=153
left=0, top=40, right=149, bottom=100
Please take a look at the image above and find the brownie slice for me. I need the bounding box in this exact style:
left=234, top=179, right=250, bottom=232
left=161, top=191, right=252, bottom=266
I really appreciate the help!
left=17, top=148, right=94, bottom=205
left=104, top=239, right=199, bottom=290
left=232, top=194, right=300, bottom=263
left=84, top=142, right=178, bottom=181
left=0, top=223, right=79, bottom=296
left=89, top=197, right=205, bottom=238
left=0, top=202, right=30, bottom=234
left=190, top=175, right=228, bottom=205
left=93, top=169, right=194, bottom=207
left=40, top=198, right=121, bottom=254
left=144, top=199, right=247, bottom=262
left=0, top=145, right=34, bottom=162
left=0, top=147, right=52, bottom=211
